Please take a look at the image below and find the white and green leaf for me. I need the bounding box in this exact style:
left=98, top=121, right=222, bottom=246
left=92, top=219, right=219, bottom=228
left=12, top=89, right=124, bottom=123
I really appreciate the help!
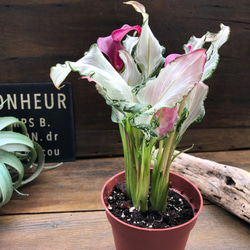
left=51, top=44, right=136, bottom=107
left=125, top=1, right=165, bottom=79
left=136, top=49, right=207, bottom=121
left=122, top=35, right=139, bottom=54
left=126, top=49, right=207, bottom=141
left=203, top=24, right=230, bottom=81
left=184, top=24, right=230, bottom=81
left=134, top=19, right=165, bottom=79
left=124, top=1, right=148, bottom=23
left=179, top=82, right=209, bottom=137
left=119, top=49, right=142, bottom=86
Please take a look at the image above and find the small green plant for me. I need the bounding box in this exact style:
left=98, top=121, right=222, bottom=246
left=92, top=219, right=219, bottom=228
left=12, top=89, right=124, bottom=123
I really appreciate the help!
left=0, top=116, right=45, bottom=208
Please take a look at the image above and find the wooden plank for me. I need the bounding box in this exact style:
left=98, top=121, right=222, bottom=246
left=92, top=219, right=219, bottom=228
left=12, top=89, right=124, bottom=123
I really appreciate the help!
left=76, top=128, right=250, bottom=157
left=179, top=127, right=250, bottom=153
left=0, top=0, right=249, bottom=156
left=0, top=150, right=249, bottom=215
left=0, top=150, right=249, bottom=249
left=0, top=205, right=249, bottom=250
left=0, top=212, right=114, bottom=250
left=190, top=150, right=250, bottom=172
left=0, top=157, right=124, bottom=215
left=186, top=205, right=250, bottom=250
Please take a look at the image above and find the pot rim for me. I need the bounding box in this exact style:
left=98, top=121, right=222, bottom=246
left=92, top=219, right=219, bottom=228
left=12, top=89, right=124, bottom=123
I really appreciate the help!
left=101, top=170, right=203, bottom=232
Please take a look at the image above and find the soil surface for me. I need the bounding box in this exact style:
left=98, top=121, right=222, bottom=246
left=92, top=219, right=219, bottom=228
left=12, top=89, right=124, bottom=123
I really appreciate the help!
left=107, top=182, right=194, bottom=229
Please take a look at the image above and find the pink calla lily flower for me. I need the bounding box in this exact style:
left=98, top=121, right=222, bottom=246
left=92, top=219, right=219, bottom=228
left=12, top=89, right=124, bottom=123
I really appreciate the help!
left=154, top=107, right=179, bottom=138
left=97, top=24, right=141, bottom=72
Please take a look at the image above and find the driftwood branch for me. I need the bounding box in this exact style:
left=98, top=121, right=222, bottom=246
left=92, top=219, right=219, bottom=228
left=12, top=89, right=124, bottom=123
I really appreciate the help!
left=170, top=152, right=250, bottom=224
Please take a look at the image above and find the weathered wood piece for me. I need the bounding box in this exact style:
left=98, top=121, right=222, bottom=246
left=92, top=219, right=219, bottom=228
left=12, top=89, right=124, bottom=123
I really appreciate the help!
left=171, top=152, right=250, bottom=223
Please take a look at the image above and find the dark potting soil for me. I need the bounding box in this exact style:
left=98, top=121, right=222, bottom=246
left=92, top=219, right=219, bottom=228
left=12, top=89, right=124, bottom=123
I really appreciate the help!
left=107, top=182, right=194, bottom=229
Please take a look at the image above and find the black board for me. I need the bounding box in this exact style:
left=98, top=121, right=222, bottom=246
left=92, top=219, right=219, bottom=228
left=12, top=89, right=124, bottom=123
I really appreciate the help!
left=0, top=82, right=75, bottom=162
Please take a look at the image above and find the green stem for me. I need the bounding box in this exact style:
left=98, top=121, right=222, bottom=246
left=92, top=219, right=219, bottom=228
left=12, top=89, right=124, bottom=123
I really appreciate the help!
left=119, top=120, right=153, bottom=212
left=119, top=123, right=131, bottom=197
left=151, top=97, right=188, bottom=212
left=136, top=138, right=148, bottom=212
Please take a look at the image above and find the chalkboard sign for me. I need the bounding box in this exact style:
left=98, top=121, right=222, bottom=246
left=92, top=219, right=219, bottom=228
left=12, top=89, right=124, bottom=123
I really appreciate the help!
left=0, top=82, right=75, bottom=162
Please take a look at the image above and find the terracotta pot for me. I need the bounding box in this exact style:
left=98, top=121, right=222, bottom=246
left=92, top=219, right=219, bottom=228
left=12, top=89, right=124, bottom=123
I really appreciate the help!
left=101, top=170, right=203, bottom=250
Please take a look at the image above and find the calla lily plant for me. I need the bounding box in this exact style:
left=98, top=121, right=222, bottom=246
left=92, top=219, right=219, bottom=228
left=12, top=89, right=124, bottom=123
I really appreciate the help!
left=50, top=1, right=230, bottom=213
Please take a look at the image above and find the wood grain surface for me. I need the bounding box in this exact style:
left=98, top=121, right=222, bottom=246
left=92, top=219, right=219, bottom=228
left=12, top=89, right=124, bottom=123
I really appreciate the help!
left=0, top=206, right=249, bottom=250
left=0, top=151, right=249, bottom=249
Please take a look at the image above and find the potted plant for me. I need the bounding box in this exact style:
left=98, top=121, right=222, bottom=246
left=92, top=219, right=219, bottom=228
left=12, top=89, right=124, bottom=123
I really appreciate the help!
left=0, top=116, right=45, bottom=208
left=50, top=1, right=230, bottom=249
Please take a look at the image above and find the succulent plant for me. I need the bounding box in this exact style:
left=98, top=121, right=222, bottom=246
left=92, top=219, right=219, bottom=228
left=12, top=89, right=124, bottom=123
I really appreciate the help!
left=0, top=116, right=45, bottom=208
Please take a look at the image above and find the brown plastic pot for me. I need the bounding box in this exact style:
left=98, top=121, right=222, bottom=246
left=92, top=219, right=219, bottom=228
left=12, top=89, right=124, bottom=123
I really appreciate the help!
left=101, top=170, right=203, bottom=250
